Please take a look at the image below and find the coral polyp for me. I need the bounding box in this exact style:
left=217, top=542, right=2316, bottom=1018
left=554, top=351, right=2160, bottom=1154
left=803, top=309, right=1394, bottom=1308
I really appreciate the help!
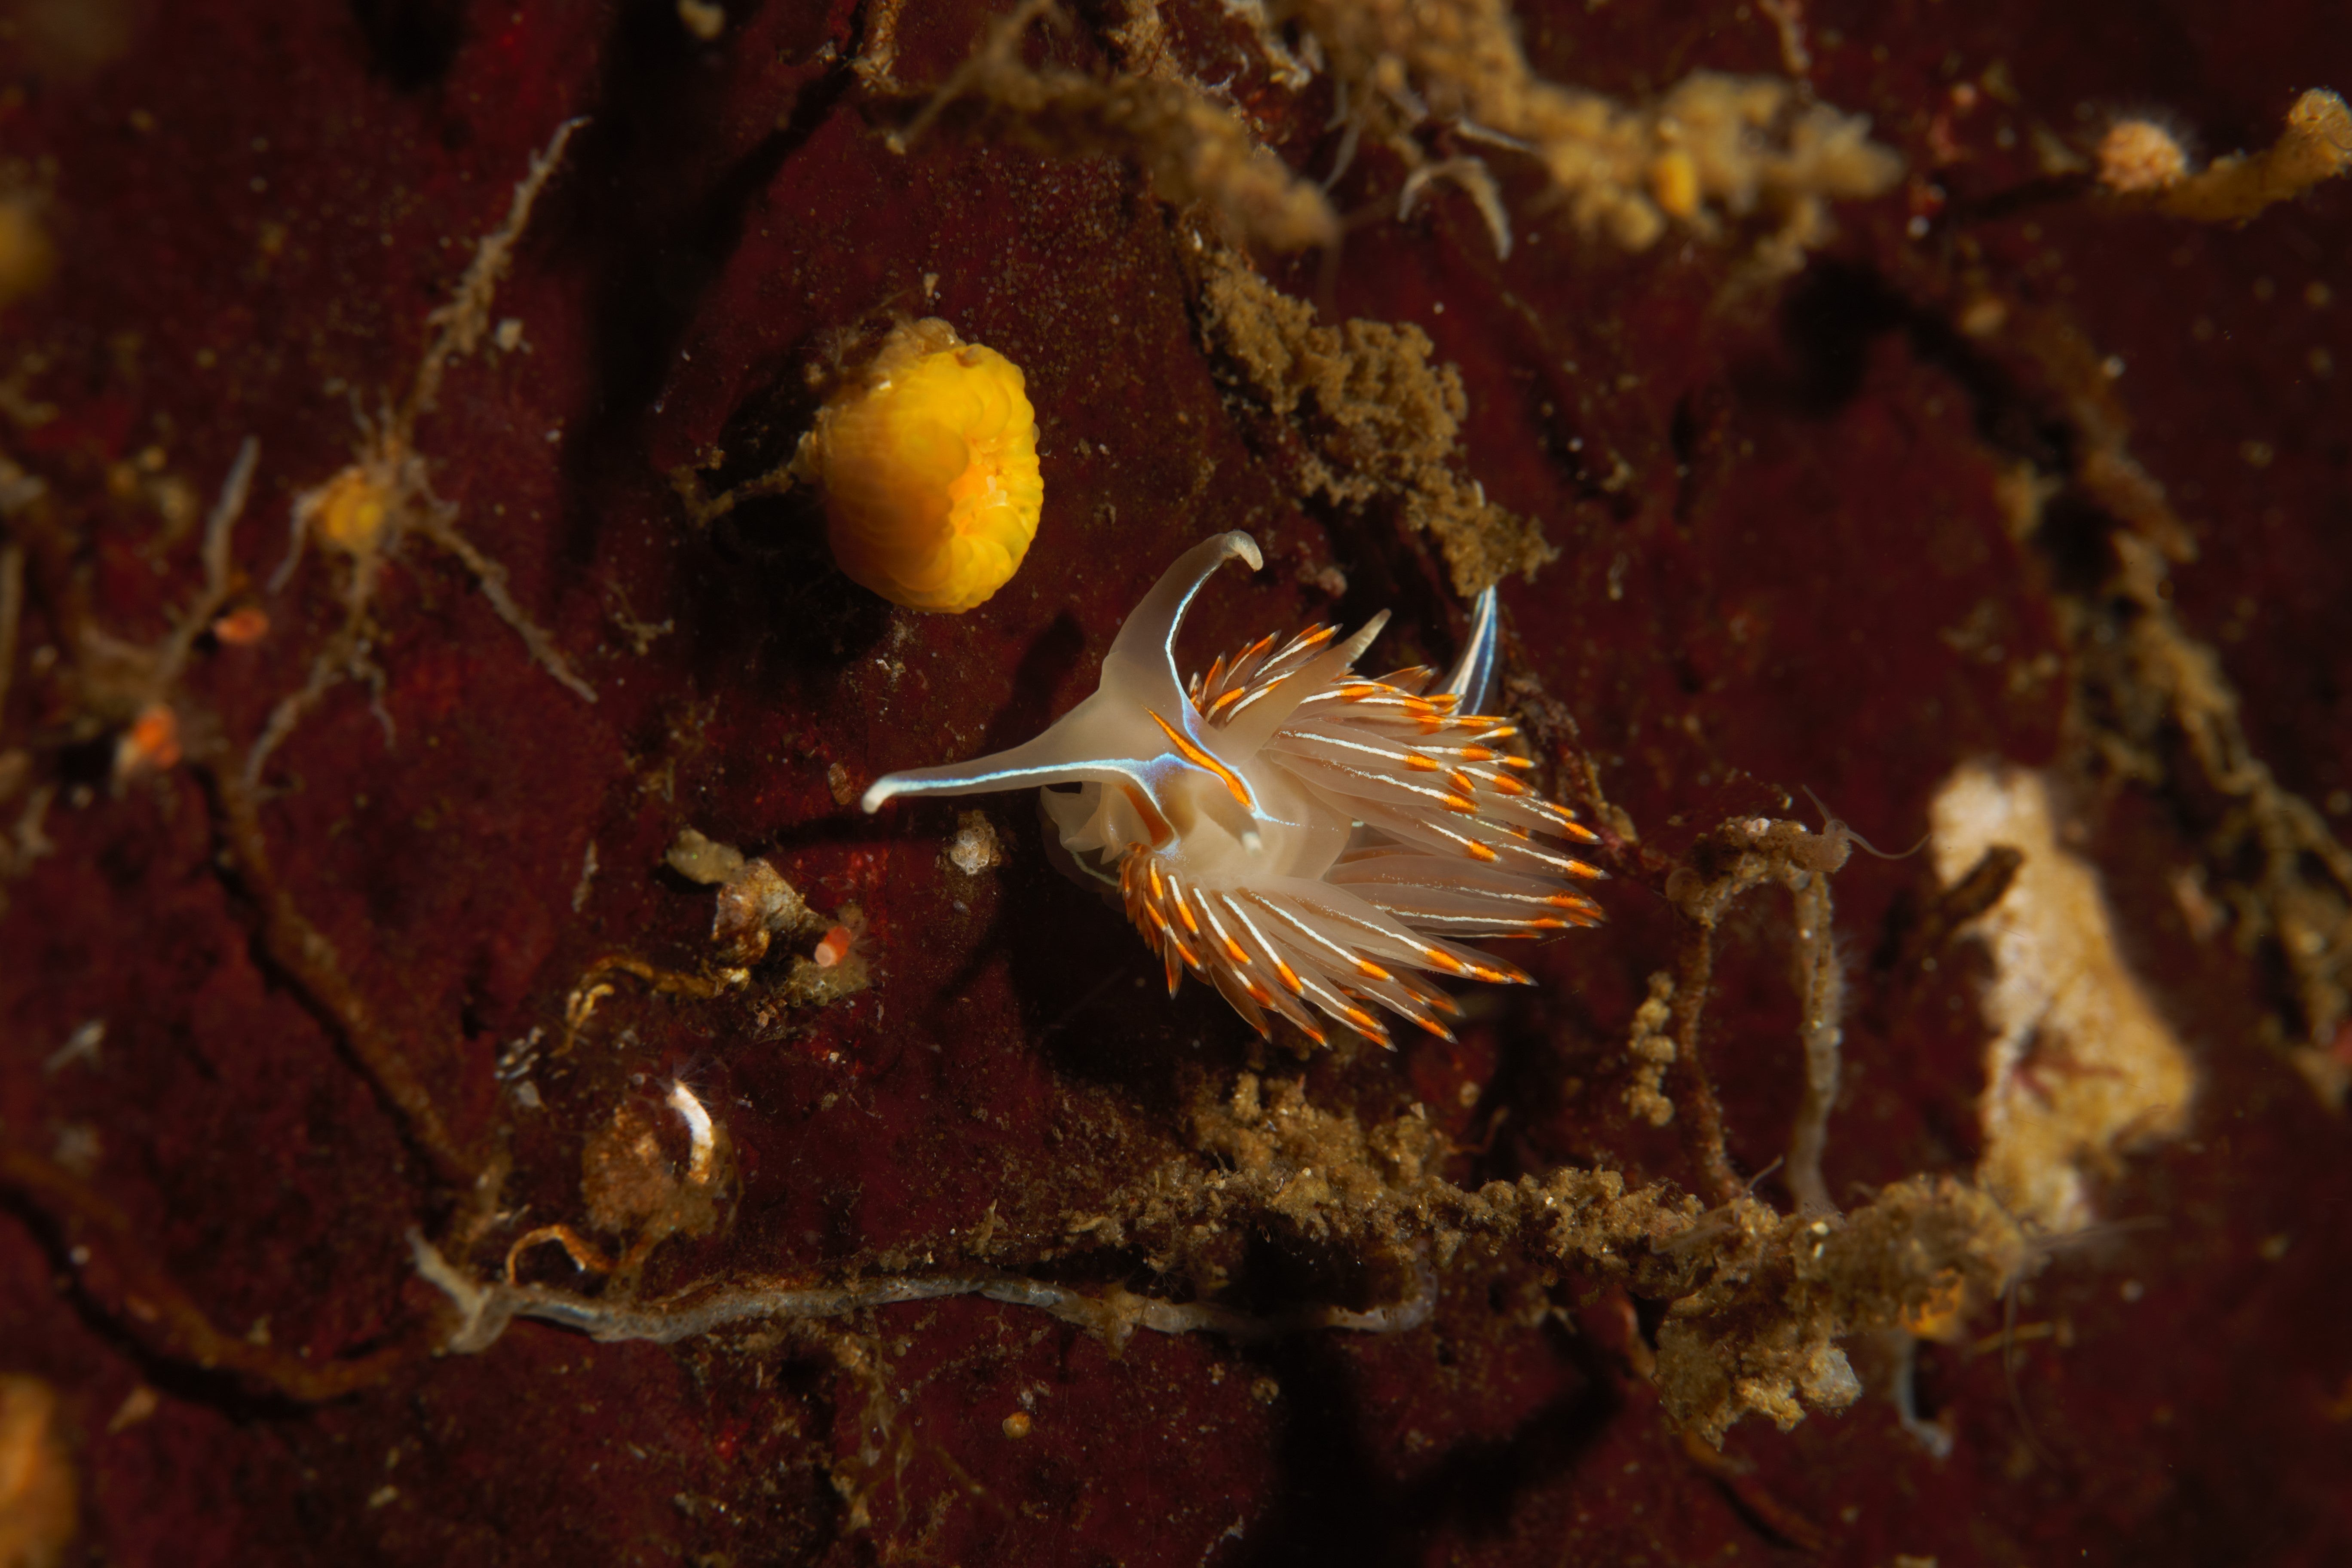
left=864, top=533, right=1606, bottom=1046
left=804, top=317, right=1043, bottom=613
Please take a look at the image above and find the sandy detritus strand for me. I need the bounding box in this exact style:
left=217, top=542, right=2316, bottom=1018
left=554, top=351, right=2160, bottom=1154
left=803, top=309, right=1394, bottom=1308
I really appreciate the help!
left=1197, top=249, right=1554, bottom=598
left=1664, top=809, right=1867, bottom=1211
left=415, top=1069, right=2045, bottom=1448
left=889, top=0, right=1338, bottom=252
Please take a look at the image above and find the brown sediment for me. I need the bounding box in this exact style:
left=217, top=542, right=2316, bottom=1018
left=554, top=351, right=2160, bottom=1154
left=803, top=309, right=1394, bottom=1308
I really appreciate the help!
left=1196, top=248, right=1554, bottom=597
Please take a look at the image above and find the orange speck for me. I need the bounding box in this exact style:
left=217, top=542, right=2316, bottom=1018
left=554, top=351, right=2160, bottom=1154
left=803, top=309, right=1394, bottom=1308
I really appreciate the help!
left=1406, top=753, right=1440, bottom=772
left=1465, top=842, right=1500, bottom=862
left=1356, top=959, right=1392, bottom=981
left=210, top=606, right=269, bottom=646
left=119, top=704, right=181, bottom=773
left=1274, top=959, right=1303, bottom=992
left=1221, top=937, right=1251, bottom=965
left=812, top=925, right=854, bottom=968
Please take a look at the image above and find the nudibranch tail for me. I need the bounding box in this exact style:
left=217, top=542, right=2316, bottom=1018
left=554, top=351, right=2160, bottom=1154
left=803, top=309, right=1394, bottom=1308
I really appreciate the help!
left=1441, top=586, right=1501, bottom=713
left=863, top=532, right=1605, bottom=1049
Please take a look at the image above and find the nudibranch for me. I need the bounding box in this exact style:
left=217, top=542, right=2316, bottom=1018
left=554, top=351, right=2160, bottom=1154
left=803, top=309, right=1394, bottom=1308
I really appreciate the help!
left=802, top=317, right=1043, bottom=613
left=863, top=533, right=1606, bottom=1046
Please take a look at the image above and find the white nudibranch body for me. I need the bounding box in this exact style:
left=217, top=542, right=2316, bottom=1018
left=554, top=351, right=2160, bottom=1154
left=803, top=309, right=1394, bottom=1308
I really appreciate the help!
left=862, top=533, right=1605, bottom=1046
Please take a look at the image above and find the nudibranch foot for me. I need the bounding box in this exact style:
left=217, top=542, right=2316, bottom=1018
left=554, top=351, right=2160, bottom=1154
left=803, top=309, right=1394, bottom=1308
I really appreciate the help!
left=864, top=533, right=1604, bottom=1047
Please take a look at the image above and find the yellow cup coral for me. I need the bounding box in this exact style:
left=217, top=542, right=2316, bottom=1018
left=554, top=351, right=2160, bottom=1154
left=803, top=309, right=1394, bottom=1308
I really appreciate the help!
left=807, top=318, right=1043, bottom=613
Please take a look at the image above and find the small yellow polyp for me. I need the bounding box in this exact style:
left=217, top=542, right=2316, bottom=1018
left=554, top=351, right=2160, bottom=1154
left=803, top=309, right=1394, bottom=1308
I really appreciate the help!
left=810, top=318, right=1043, bottom=613
left=309, top=466, right=392, bottom=552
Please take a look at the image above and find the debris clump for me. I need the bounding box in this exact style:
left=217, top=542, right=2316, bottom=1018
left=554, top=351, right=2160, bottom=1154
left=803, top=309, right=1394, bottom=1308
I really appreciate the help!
left=1280, top=0, right=1902, bottom=259
left=668, top=827, right=819, bottom=966
left=1653, top=1177, right=2031, bottom=1444
left=2100, top=89, right=2352, bottom=221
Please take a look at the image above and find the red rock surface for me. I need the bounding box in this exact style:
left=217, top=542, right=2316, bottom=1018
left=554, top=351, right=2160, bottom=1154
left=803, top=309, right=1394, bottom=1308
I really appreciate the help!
left=2, top=2, right=2348, bottom=1564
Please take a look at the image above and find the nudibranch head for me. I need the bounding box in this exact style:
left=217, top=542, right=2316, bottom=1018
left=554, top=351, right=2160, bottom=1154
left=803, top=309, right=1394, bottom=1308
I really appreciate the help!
left=807, top=317, right=1043, bottom=614
left=864, top=533, right=1606, bottom=1048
